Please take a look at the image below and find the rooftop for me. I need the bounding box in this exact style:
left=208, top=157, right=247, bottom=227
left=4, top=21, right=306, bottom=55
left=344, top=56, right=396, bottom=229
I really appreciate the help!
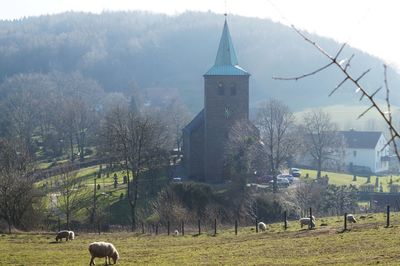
left=204, top=19, right=249, bottom=76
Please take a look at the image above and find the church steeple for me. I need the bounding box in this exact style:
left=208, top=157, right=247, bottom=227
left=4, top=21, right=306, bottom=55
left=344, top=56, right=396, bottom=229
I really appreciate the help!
left=204, top=19, right=249, bottom=76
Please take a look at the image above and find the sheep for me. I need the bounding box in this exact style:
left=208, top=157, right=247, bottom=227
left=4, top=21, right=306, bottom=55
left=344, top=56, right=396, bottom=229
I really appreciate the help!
left=89, top=241, right=119, bottom=266
left=257, top=222, right=267, bottom=231
left=55, top=230, right=73, bottom=242
left=173, top=229, right=179, bottom=236
left=68, top=231, right=75, bottom=240
left=299, top=217, right=316, bottom=228
left=346, top=214, right=357, bottom=223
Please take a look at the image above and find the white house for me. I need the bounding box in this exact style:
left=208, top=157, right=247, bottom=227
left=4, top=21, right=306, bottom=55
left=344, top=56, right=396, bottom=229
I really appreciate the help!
left=340, top=130, right=389, bottom=174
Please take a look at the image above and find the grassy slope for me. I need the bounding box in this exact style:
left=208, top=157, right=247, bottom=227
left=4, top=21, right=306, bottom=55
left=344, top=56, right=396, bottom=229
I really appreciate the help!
left=2, top=213, right=400, bottom=265
left=300, top=168, right=400, bottom=192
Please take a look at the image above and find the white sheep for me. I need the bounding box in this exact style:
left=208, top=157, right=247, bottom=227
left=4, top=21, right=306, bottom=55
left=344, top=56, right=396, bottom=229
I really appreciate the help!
left=257, top=222, right=267, bottom=231
left=173, top=229, right=179, bottom=236
left=55, top=230, right=74, bottom=242
left=68, top=231, right=75, bottom=240
left=89, top=241, right=119, bottom=266
left=299, top=217, right=316, bottom=228
left=347, top=214, right=357, bottom=223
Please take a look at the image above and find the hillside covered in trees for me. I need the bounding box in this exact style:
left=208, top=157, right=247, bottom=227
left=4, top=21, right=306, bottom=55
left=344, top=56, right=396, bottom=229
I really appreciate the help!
left=0, top=11, right=399, bottom=113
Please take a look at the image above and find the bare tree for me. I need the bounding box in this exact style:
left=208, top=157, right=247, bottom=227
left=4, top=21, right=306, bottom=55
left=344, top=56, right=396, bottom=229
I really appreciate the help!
left=274, top=26, right=400, bottom=161
left=0, top=138, right=35, bottom=233
left=164, top=98, right=191, bottom=153
left=101, top=107, right=170, bottom=231
left=301, top=109, right=345, bottom=178
left=56, top=164, right=89, bottom=230
left=256, top=100, right=298, bottom=192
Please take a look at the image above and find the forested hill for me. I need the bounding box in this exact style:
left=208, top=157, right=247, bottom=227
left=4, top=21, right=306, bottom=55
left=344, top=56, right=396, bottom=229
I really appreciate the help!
left=0, top=11, right=399, bottom=113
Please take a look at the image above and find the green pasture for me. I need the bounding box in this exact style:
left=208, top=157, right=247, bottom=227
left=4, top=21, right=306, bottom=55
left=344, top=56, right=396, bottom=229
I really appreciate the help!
left=2, top=213, right=400, bottom=265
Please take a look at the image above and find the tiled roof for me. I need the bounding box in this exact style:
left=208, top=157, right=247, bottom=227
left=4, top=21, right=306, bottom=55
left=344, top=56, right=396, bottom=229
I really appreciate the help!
left=204, top=19, right=249, bottom=76
left=340, top=130, right=382, bottom=149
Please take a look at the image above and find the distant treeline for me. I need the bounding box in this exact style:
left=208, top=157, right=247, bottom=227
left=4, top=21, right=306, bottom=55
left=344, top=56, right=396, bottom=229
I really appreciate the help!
left=0, top=11, right=399, bottom=113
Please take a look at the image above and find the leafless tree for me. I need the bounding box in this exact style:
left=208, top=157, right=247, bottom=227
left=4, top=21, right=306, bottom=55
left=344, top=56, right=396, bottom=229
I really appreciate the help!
left=101, top=107, right=170, bottom=231
left=274, top=26, right=400, bottom=161
left=56, top=164, right=89, bottom=230
left=301, top=109, right=345, bottom=178
left=0, top=138, right=35, bottom=233
left=225, top=120, right=259, bottom=184
left=163, top=98, right=191, bottom=153
left=256, top=100, right=298, bottom=192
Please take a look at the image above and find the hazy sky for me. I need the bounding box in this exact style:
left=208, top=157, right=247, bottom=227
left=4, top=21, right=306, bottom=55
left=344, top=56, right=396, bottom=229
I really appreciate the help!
left=1, top=0, right=399, bottom=70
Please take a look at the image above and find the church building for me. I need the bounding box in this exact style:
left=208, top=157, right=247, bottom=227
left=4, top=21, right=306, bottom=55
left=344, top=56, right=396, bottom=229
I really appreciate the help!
left=183, top=18, right=251, bottom=182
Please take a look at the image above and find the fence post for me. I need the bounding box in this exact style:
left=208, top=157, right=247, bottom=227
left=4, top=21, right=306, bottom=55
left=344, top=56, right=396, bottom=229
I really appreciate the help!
left=256, top=218, right=258, bottom=233
left=386, top=205, right=390, bottom=228
left=198, top=219, right=201, bottom=235
left=141, top=222, right=144, bottom=234
left=344, top=213, right=347, bottom=231
left=58, top=216, right=61, bottom=232
left=155, top=224, right=159, bottom=235
left=235, top=220, right=238, bottom=235
left=181, top=221, right=185, bottom=236
left=214, top=219, right=217, bottom=236
left=309, top=207, right=313, bottom=230
left=284, top=211, right=287, bottom=230
left=167, top=221, right=170, bottom=235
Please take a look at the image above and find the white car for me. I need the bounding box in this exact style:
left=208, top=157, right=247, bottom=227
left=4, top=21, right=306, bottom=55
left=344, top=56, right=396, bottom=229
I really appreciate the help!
left=290, top=168, right=301, bottom=177
left=270, top=177, right=290, bottom=188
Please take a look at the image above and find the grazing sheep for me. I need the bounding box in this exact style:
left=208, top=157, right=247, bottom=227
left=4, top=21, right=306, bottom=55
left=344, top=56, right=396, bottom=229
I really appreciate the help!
left=257, top=222, right=267, bottom=231
left=347, top=214, right=357, bottom=223
left=89, top=241, right=119, bottom=266
left=55, top=230, right=73, bottom=242
left=173, top=229, right=179, bottom=236
left=299, top=217, right=316, bottom=228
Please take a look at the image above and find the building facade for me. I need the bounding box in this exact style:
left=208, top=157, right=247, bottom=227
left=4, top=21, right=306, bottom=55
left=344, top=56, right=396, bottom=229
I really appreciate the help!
left=341, top=130, right=390, bottom=173
left=183, top=19, right=251, bottom=182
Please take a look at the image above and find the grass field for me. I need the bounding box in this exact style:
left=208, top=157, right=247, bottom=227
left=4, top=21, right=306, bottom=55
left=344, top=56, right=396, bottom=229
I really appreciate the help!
left=300, top=169, right=400, bottom=192
left=2, top=213, right=400, bottom=265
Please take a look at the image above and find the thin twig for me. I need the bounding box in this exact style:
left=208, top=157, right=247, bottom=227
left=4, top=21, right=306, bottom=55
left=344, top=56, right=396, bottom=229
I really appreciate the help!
left=273, top=62, right=334, bottom=81
left=274, top=27, right=400, bottom=161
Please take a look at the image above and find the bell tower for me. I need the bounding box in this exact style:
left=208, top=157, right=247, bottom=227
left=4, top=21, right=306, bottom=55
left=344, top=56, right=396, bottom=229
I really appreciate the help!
left=203, top=19, right=250, bottom=182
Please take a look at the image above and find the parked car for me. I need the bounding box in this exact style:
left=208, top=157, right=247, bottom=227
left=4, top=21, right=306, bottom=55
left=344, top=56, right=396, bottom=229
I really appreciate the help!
left=270, top=177, right=290, bottom=188
left=290, top=168, right=301, bottom=177
left=256, top=175, right=274, bottom=184
left=278, top=174, right=294, bottom=184
left=172, top=177, right=183, bottom=183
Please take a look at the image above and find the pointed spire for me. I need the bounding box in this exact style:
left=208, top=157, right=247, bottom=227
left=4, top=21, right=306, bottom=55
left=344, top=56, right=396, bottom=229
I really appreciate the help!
left=214, top=19, right=239, bottom=66
left=205, top=19, right=249, bottom=76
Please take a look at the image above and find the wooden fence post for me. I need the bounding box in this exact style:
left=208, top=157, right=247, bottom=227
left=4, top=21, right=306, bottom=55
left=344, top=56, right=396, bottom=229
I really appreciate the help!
left=386, top=205, right=390, bottom=228
left=198, top=219, right=201, bottom=235
left=214, top=219, right=217, bottom=236
left=167, top=221, right=170, bottom=235
left=284, top=211, right=287, bottom=230
left=181, top=221, right=184, bottom=236
left=235, top=220, right=238, bottom=235
left=155, top=224, right=159, bottom=235
left=58, top=216, right=60, bottom=232
left=141, top=222, right=144, bottom=234
left=256, top=218, right=258, bottom=233
left=344, top=213, right=347, bottom=231
left=309, top=207, right=313, bottom=230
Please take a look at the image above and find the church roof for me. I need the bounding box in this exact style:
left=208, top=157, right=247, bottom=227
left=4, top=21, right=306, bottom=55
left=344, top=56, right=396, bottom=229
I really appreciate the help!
left=204, top=19, right=249, bottom=76
left=183, top=109, right=204, bottom=134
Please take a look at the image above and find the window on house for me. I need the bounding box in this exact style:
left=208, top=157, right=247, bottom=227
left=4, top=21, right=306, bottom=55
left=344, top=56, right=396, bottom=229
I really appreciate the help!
left=353, top=150, right=357, bottom=157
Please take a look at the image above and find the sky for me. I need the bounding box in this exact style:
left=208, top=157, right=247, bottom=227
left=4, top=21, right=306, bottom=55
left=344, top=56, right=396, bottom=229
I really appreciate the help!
left=1, top=0, right=399, bottom=70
